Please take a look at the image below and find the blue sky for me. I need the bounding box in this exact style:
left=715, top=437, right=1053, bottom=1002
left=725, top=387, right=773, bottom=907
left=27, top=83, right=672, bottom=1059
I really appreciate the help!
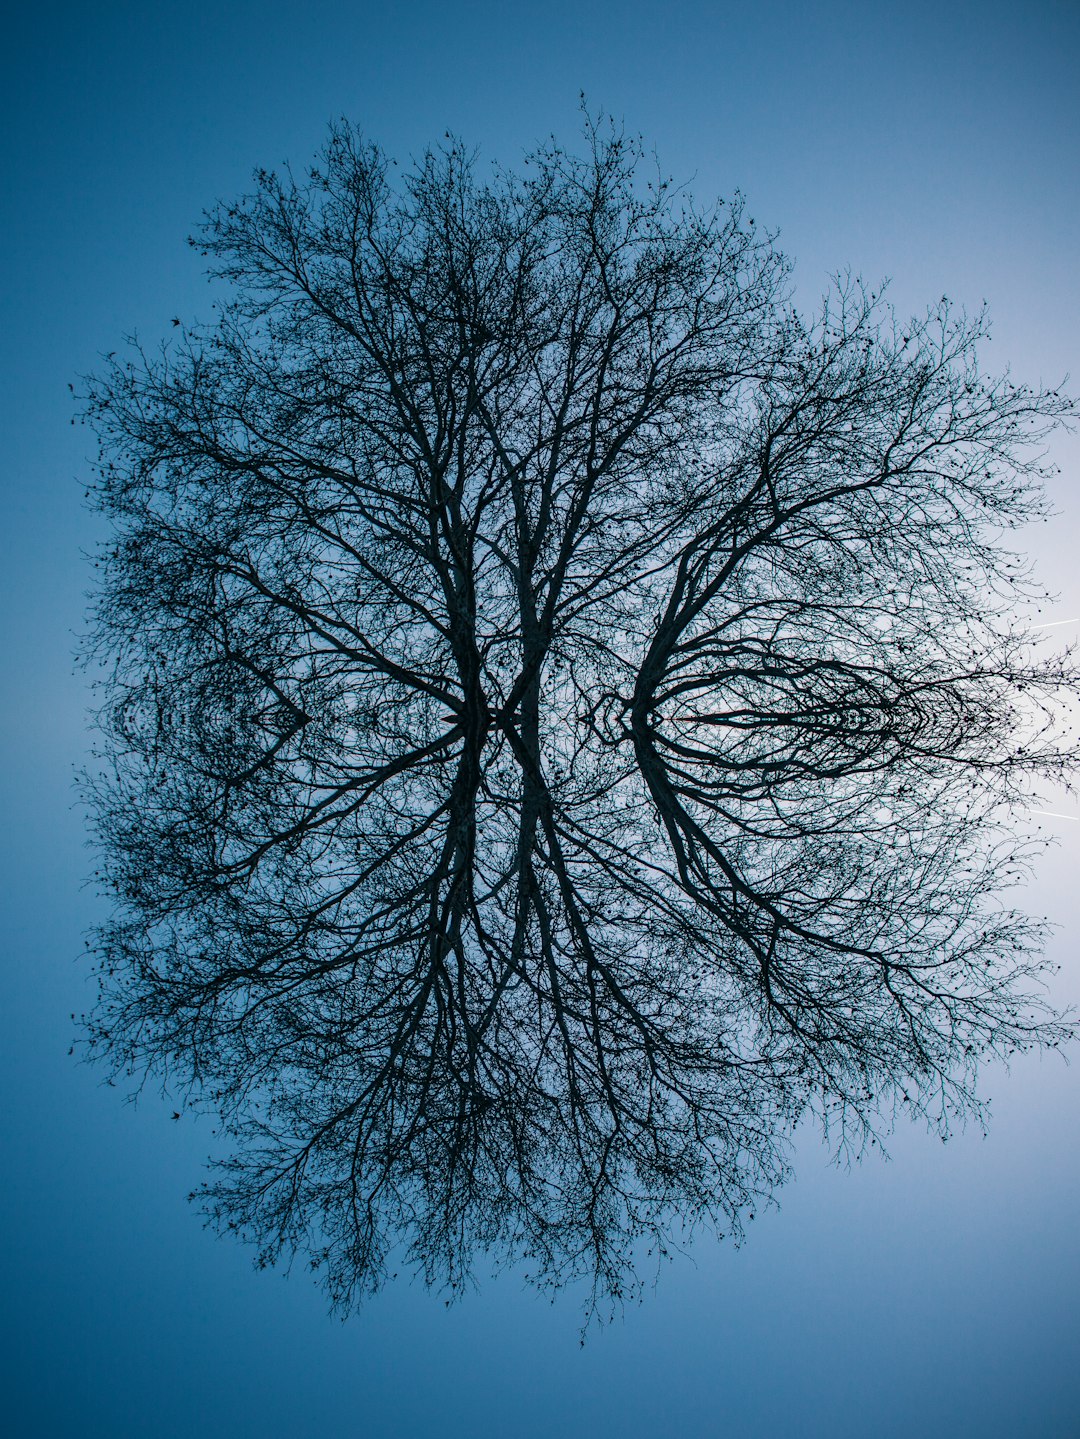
left=2, top=3, right=1078, bottom=1434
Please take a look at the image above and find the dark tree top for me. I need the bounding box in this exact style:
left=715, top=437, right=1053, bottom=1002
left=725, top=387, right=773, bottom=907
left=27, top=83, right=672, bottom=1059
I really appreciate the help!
left=81, top=118, right=1076, bottom=1317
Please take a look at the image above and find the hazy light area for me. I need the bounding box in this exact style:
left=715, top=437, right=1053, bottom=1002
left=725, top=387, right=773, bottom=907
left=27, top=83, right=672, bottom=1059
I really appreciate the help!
left=2, top=2, right=1077, bottom=1434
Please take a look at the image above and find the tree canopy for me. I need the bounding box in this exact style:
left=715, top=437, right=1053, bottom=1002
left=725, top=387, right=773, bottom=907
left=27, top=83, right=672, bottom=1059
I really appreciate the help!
left=82, top=118, right=1076, bottom=1316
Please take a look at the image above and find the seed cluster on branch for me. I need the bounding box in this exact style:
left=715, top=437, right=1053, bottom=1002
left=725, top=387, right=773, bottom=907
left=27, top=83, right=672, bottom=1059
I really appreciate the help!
left=82, top=117, right=1076, bottom=1316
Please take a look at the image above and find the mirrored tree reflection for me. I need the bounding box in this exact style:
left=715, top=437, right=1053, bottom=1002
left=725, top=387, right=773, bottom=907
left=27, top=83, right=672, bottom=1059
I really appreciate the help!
left=82, top=118, right=1076, bottom=1314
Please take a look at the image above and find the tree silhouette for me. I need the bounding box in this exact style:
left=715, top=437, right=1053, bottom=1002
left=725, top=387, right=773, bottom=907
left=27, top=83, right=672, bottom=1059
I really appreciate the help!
left=82, top=118, right=1076, bottom=1315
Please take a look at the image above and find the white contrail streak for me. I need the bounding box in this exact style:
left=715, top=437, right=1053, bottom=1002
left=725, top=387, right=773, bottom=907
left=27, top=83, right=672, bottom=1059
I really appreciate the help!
left=1031, top=810, right=1080, bottom=821
left=1030, top=617, right=1080, bottom=630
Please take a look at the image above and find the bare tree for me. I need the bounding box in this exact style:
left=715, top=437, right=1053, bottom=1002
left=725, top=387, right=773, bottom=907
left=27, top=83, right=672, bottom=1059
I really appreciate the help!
left=81, top=118, right=1076, bottom=1315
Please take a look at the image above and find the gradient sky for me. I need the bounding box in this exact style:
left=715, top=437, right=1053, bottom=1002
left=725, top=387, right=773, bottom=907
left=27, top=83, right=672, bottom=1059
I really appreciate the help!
left=3, top=3, right=1078, bottom=1435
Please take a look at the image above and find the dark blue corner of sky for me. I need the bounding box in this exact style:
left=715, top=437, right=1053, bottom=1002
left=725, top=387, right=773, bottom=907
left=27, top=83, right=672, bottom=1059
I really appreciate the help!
left=2, top=3, right=1078, bottom=1436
